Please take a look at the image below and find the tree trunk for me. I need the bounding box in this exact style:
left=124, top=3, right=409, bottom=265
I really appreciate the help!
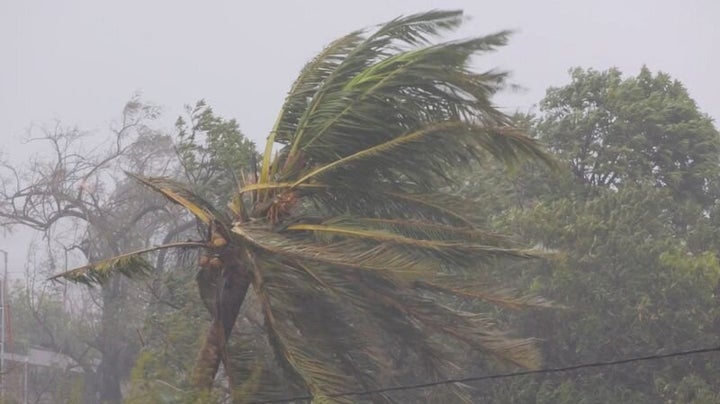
left=88, top=277, right=140, bottom=403
left=191, top=256, right=251, bottom=390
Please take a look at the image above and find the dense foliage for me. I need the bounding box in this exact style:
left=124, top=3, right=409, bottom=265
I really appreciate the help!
left=471, top=67, right=720, bottom=403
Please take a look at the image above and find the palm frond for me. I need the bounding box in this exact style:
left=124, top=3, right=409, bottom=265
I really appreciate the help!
left=475, top=335, right=541, bottom=370
left=126, top=172, right=227, bottom=225
left=289, top=36, right=510, bottom=158
left=249, top=253, right=486, bottom=402
left=336, top=217, right=511, bottom=244
left=227, top=331, right=304, bottom=403
left=262, top=30, right=366, bottom=185
left=308, top=188, right=481, bottom=227
left=245, top=254, right=356, bottom=403
left=270, top=36, right=557, bottom=193
left=285, top=223, right=537, bottom=263
left=49, top=241, right=206, bottom=284
left=238, top=182, right=327, bottom=194
left=285, top=259, right=541, bottom=382
left=385, top=292, right=540, bottom=369
left=233, top=224, right=436, bottom=279
left=290, top=121, right=468, bottom=187
left=415, top=279, right=558, bottom=310
left=284, top=10, right=467, bottom=158
left=235, top=222, right=547, bottom=382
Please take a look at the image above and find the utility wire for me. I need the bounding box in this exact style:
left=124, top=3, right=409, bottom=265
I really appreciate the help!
left=251, top=344, right=720, bottom=403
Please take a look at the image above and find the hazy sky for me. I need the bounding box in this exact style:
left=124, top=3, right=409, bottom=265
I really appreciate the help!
left=0, top=0, right=718, bottom=271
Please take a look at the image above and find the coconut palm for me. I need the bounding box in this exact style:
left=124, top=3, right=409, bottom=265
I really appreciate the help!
left=54, top=10, right=555, bottom=402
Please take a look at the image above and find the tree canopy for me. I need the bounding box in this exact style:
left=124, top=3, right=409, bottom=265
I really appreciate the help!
left=466, top=67, right=720, bottom=403
left=538, top=67, right=720, bottom=206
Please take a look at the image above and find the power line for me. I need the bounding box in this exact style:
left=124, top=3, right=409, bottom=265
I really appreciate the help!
left=251, top=345, right=720, bottom=403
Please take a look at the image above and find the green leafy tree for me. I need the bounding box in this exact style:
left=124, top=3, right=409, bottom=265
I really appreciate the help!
left=174, top=100, right=258, bottom=205
left=471, top=68, right=720, bottom=402
left=538, top=67, right=720, bottom=207
left=56, top=11, right=554, bottom=402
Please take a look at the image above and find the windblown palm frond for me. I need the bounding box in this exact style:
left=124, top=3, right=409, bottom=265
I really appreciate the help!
left=55, top=10, right=556, bottom=403
left=49, top=241, right=206, bottom=285
left=126, top=172, right=230, bottom=226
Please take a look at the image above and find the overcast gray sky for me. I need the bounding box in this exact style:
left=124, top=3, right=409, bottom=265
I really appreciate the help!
left=0, top=0, right=719, bottom=271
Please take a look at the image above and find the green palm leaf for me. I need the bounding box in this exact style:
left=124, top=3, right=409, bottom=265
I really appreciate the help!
left=416, top=278, right=558, bottom=310
left=335, top=217, right=511, bottom=244
left=49, top=241, right=206, bottom=284
left=233, top=224, right=437, bottom=279
left=284, top=10, right=467, bottom=158
left=284, top=223, right=537, bottom=262
left=126, top=172, right=228, bottom=226
left=261, top=30, right=365, bottom=186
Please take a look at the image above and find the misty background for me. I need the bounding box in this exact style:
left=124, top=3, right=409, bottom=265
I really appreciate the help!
left=1, top=0, right=718, bottom=275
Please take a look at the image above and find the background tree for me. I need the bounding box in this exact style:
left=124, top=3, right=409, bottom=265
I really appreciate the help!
left=174, top=100, right=258, bottom=205
left=0, top=98, right=182, bottom=402
left=469, top=67, right=720, bottom=403
left=538, top=66, right=720, bottom=207
left=0, top=97, right=259, bottom=403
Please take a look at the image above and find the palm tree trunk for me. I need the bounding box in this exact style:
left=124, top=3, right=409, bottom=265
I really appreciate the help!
left=191, top=257, right=251, bottom=389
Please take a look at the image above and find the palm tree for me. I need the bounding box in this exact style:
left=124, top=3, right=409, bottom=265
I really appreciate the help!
left=54, top=10, right=555, bottom=402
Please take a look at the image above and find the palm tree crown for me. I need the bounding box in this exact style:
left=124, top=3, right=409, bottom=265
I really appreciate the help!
left=55, top=10, right=555, bottom=402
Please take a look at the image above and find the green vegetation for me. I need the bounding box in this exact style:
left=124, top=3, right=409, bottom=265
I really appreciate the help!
left=470, top=67, right=720, bottom=402
left=2, top=10, right=720, bottom=404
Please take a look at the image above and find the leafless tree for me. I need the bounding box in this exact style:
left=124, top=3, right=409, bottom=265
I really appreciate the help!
left=0, top=97, right=194, bottom=403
